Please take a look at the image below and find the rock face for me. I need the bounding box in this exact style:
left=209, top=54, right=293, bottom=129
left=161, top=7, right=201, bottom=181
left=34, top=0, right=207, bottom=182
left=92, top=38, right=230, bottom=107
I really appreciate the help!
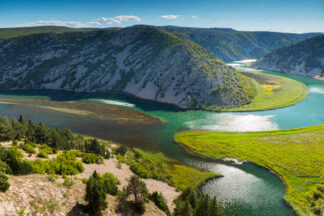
left=0, top=25, right=255, bottom=109
left=253, top=35, right=324, bottom=78
left=161, top=26, right=321, bottom=62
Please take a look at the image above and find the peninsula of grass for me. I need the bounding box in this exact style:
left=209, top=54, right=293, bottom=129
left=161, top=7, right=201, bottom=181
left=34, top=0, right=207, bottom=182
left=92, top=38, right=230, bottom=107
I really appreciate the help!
left=117, top=148, right=220, bottom=191
left=174, top=125, right=324, bottom=216
left=208, top=69, right=308, bottom=111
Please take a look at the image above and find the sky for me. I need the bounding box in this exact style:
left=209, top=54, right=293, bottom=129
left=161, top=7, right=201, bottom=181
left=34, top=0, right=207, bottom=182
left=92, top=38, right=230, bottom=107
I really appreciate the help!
left=0, top=0, right=323, bottom=33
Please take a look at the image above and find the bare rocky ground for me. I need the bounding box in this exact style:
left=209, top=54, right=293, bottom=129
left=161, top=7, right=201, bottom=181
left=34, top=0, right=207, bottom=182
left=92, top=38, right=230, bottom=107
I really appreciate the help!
left=0, top=174, right=166, bottom=216
left=0, top=141, right=179, bottom=216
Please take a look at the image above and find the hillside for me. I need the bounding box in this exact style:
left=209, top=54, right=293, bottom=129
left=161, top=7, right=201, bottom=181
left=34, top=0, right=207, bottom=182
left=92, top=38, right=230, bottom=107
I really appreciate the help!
left=253, top=35, right=324, bottom=79
left=0, top=25, right=255, bottom=109
left=160, top=26, right=321, bottom=62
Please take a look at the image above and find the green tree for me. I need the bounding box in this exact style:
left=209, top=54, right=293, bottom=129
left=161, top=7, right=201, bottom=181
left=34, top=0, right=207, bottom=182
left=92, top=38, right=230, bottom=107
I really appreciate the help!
left=85, top=171, right=107, bottom=216
left=35, top=122, right=50, bottom=143
left=0, top=172, right=10, bottom=192
left=196, top=195, right=209, bottom=216
left=125, top=175, right=148, bottom=213
left=0, top=116, right=14, bottom=141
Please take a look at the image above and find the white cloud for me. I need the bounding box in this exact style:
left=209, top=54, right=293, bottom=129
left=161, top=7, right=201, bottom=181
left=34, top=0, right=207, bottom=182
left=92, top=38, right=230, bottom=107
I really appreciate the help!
left=18, top=15, right=141, bottom=28
left=161, top=15, right=180, bottom=20
left=21, top=20, right=91, bottom=28
left=98, top=15, right=141, bottom=25
left=192, top=16, right=197, bottom=19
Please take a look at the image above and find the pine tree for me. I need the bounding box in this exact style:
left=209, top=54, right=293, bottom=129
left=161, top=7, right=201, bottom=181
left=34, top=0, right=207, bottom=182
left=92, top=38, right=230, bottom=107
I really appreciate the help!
left=35, top=122, right=50, bottom=143
left=85, top=171, right=108, bottom=216
left=125, top=175, right=148, bottom=213
left=196, top=195, right=209, bottom=216
left=189, top=189, right=198, bottom=209
left=182, top=199, right=194, bottom=216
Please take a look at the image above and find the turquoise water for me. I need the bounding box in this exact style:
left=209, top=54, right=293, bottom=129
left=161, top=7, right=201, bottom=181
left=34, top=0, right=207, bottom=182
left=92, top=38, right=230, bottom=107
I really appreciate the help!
left=1, top=63, right=323, bottom=215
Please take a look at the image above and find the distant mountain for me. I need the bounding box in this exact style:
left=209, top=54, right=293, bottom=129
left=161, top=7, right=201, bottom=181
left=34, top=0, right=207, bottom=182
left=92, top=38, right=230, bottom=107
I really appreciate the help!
left=253, top=35, right=324, bottom=78
left=0, top=25, right=255, bottom=109
left=160, top=26, right=322, bottom=62
left=0, top=26, right=94, bottom=40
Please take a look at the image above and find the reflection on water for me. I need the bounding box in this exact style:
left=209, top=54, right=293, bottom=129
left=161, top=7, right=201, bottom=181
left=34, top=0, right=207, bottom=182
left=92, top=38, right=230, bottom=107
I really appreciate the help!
left=2, top=61, right=323, bottom=215
left=309, top=87, right=324, bottom=94
left=184, top=113, right=278, bottom=131
left=92, top=99, right=136, bottom=107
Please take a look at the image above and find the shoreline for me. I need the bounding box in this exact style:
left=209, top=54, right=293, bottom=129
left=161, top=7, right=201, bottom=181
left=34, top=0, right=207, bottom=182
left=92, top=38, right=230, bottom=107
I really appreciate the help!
left=175, top=140, right=298, bottom=216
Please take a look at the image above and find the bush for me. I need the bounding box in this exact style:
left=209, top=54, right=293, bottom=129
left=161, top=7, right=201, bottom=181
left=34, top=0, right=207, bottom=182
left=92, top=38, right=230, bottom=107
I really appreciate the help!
left=5, top=151, right=33, bottom=175
left=39, top=144, right=53, bottom=154
left=115, top=146, right=127, bottom=156
left=32, top=152, right=84, bottom=175
left=63, top=176, right=74, bottom=188
left=0, top=172, right=10, bottom=192
left=101, top=172, right=120, bottom=195
left=37, top=150, right=48, bottom=159
left=9, top=146, right=23, bottom=159
left=0, top=160, right=11, bottom=174
left=85, top=171, right=108, bottom=216
left=21, top=144, right=36, bottom=154
left=150, top=192, right=171, bottom=216
left=47, top=174, right=58, bottom=182
left=82, top=153, right=103, bottom=164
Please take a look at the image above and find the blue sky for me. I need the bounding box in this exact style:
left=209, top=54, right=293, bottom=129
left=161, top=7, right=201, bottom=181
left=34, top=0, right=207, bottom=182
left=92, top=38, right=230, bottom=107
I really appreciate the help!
left=0, top=0, right=323, bottom=33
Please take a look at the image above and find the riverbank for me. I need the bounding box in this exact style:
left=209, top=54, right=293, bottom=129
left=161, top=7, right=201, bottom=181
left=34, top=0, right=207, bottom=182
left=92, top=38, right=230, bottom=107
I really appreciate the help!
left=206, top=69, right=308, bottom=111
left=174, top=125, right=324, bottom=216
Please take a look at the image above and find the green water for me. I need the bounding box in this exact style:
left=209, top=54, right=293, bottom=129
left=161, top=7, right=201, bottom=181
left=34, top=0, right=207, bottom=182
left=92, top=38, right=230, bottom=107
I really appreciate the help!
left=1, top=63, right=324, bottom=215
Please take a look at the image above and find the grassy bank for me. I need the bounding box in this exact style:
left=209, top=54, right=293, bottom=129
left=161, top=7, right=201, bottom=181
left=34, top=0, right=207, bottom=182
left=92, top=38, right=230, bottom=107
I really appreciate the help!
left=118, top=148, right=220, bottom=191
left=174, top=125, right=324, bottom=216
left=207, top=69, right=308, bottom=111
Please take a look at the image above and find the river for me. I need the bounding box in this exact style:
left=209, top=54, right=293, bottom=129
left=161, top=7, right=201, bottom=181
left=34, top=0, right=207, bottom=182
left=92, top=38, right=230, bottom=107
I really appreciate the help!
left=1, top=62, right=324, bottom=215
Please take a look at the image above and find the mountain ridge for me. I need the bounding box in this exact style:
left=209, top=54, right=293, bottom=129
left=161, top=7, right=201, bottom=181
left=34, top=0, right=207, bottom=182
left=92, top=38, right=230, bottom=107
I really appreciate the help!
left=0, top=25, right=256, bottom=109
left=253, top=35, right=324, bottom=78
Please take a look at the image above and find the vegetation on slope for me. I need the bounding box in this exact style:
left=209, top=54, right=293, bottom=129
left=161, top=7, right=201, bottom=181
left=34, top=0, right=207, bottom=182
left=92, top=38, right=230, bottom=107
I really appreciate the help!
left=0, top=26, right=91, bottom=40
left=117, top=148, right=219, bottom=191
left=174, top=125, right=324, bottom=216
left=161, top=26, right=321, bottom=62
left=208, top=69, right=308, bottom=111
left=254, top=35, right=324, bottom=77
left=0, top=25, right=257, bottom=109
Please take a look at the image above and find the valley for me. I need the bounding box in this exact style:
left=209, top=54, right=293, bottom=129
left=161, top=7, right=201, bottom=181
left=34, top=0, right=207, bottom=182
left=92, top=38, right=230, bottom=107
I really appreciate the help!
left=0, top=24, right=323, bottom=216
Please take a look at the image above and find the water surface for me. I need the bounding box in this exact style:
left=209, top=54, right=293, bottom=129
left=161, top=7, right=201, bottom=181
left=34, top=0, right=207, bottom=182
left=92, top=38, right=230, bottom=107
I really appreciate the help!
left=1, top=62, right=323, bottom=215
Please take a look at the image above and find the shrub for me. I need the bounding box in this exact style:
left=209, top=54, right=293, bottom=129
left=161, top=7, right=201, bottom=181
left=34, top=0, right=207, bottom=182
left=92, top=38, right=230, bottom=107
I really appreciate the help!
left=32, top=152, right=84, bottom=175
left=82, top=153, right=103, bottom=164
left=10, top=146, right=23, bottom=159
left=47, top=174, right=58, bottom=182
left=0, top=160, right=10, bottom=174
left=37, top=150, right=49, bottom=159
left=22, top=144, right=36, bottom=154
left=115, top=146, right=127, bottom=156
left=0, top=172, right=10, bottom=192
left=5, top=152, right=33, bottom=175
left=150, top=192, right=171, bottom=216
left=85, top=171, right=108, bottom=216
left=101, top=172, right=120, bottom=195
left=63, top=176, right=74, bottom=188
left=39, top=144, right=53, bottom=154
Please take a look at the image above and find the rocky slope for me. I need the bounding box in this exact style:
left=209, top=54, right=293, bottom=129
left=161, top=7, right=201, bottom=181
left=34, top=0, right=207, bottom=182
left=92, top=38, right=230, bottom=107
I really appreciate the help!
left=0, top=25, right=255, bottom=109
left=161, top=26, right=321, bottom=62
left=253, top=35, right=324, bottom=78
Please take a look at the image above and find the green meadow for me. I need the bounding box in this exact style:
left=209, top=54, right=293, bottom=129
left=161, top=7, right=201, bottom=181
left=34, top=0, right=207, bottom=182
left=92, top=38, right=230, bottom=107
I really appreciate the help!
left=174, top=125, right=324, bottom=216
left=209, top=69, right=308, bottom=111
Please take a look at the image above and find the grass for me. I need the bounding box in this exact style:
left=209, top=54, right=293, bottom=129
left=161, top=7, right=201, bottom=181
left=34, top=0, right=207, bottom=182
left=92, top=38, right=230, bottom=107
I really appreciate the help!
left=118, top=148, right=220, bottom=191
left=208, top=69, right=308, bottom=111
left=174, top=125, right=324, bottom=216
